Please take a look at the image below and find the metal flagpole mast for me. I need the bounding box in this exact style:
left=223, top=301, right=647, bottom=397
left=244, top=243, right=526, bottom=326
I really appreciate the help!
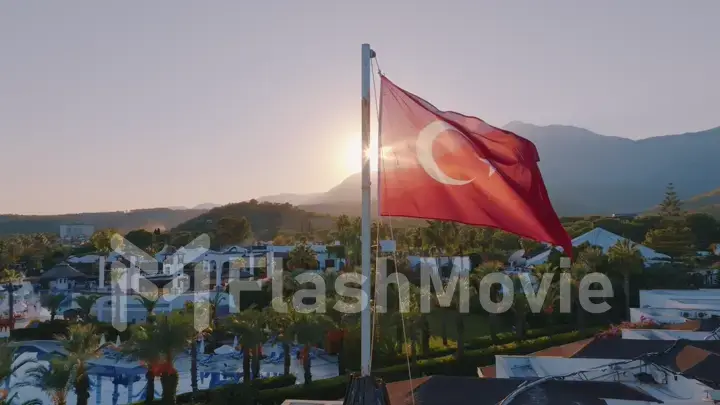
left=360, top=43, right=375, bottom=376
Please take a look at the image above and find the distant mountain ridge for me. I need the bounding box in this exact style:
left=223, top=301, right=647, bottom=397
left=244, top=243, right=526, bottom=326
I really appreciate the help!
left=3, top=123, right=719, bottom=236
left=0, top=208, right=207, bottom=236
left=260, top=122, right=720, bottom=216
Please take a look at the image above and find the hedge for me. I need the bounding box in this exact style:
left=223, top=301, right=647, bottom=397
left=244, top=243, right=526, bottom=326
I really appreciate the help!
left=369, top=322, right=605, bottom=367
left=10, top=320, right=132, bottom=342
left=163, top=326, right=604, bottom=405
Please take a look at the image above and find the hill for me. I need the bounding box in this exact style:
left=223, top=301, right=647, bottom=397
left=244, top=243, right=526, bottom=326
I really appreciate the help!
left=0, top=208, right=207, bottom=236
left=171, top=200, right=335, bottom=240
left=262, top=123, right=720, bottom=217
left=682, top=187, right=720, bottom=218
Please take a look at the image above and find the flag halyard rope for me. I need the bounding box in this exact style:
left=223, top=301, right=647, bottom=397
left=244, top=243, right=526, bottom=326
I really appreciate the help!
left=370, top=55, right=416, bottom=405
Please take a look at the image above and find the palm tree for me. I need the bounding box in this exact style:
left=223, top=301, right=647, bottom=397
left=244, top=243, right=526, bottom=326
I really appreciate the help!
left=510, top=275, right=531, bottom=339
left=450, top=277, right=476, bottom=360
left=289, top=311, right=333, bottom=385
left=0, top=341, right=36, bottom=392
left=154, top=313, right=195, bottom=405
left=322, top=296, right=357, bottom=376
left=183, top=301, right=210, bottom=399
left=41, top=294, right=65, bottom=322
left=135, top=293, right=160, bottom=324
left=73, top=295, right=99, bottom=322
left=608, top=240, right=644, bottom=320
left=471, top=261, right=505, bottom=343
left=390, top=285, right=424, bottom=365
left=567, top=262, right=589, bottom=331
left=0, top=269, right=23, bottom=330
left=223, top=308, right=266, bottom=383
left=207, top=292, right=226, bottom=330
left=25, top=358, right=73, bottom=405
left=55, top=324, right=103, bottom=405
left=122, top=324, right=167, bottom=405
left=265, top=301, right=294, bottom=376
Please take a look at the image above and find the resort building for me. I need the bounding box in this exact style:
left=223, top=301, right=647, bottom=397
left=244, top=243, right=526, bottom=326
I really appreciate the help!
left=632, top=289, right=720, bottom=324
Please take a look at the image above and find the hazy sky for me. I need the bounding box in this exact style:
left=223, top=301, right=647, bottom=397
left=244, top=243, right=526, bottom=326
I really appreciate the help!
left=1, top=1, right=718, bottom=215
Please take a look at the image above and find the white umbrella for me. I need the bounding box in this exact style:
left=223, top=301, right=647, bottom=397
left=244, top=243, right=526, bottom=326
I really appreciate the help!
left=214, top=345, right=235, bottom=355
left=115, top=335, right=121, bottom=346
left=99, top=335, right=106, bottom=346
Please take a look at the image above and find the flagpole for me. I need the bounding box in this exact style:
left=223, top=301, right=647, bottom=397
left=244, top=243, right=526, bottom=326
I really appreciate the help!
left=360, top=43, right=374, bottom=376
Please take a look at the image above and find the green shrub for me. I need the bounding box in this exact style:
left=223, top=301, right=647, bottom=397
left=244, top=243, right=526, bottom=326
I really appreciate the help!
left=10, top=320, right=132, bottom=341
left=167, top=325, right=605, bottom=404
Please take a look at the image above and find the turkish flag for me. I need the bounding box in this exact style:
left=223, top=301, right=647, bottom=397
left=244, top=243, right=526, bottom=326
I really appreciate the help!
left=378, top=76, right=572, bottom=256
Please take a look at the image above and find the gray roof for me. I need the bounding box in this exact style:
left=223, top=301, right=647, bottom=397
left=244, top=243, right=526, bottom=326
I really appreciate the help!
left=39, top=262, right=87, bottom=281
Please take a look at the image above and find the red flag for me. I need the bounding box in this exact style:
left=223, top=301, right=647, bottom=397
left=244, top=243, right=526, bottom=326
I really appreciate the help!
left=378, top=76, right=572, bottom=256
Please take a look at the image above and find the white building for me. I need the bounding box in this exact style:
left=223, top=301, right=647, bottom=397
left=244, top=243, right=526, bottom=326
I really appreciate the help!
left=632, top=289, right=720, bottom=324
left=59, top=224, right=95, bottom=244
left=493, top=355, right=719, bottom=403
left=526, top=227, right=671, bottom=266
left=622, top=328, right=719, bottom=341
left=93, top=291, right=238, bottom=324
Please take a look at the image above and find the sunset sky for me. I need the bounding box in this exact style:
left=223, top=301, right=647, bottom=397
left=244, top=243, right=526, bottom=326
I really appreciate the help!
left=1, top=1, right=718, bottom=214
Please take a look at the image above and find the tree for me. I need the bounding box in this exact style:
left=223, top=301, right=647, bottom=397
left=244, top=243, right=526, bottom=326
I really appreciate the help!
left=265, top=302, right=295, bottom=376
left=90, top=229, right=117, bottom=253
left=214, top=217, right=253, bottom=248
left=491, top=231, right=521, bottom=252
left=287, top=244, right=319, bottom=270
left=56, top=324, right=103, bottom=405
left=608, top=240, right=644, bottom=321
left=122, top=322, right=167, bottom=404
left=471, top=261, right=505, bottom=344
left=126, top=313, right=195, bottom=405
left=26, top=357, right=72, bottom=405
left=136, top=293, right=160, bottom=324
left=41, top=294, right=65, bottom=322
left=125, top=229, right=154, bottom=251
left=0, top=340, right=36, bottom=393
left=659, top=183, right=683, bottom=218
left=290, top=311, right=334, bottom=385
left=223, top=308, right=267, bottom=384
left=333, top=215, right=360, bottom=269
left=73, top=295, right=100, bottom=322
left=684, top=213, right=720, bottom=251
left=643, top=224, right=695, bottom=258
left=0, top=269, right=23, bottom=330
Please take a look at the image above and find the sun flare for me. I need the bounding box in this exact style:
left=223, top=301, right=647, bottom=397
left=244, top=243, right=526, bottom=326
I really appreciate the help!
left=343, top=135, right=379, bottom=174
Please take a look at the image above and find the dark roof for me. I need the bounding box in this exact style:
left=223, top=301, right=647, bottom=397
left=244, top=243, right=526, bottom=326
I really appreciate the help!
left=573, top=338, right=720, bottom=388
left=654, top=343, right=720, bottom=387
left=697, top=317, right=720, bottom=332
left=39, top=262, right=86, bottom=281
left=386, top=376, right=660, bottom=405
left=572, top=338, right=720, bottom=360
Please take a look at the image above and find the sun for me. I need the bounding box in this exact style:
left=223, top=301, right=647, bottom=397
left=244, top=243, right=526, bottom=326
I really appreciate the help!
left=343, top=136, right=380, bottom=175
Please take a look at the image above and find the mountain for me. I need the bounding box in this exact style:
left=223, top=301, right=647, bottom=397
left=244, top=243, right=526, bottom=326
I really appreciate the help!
left=172, top=200, right=334, bottom=240
left=192, top=203, right=222, bottom=210
left=263, top=123, right=720, bottom=217
left=0, top=208, right=208, bottom=236
left=504, top=122, right=720, bottom=215
left=683, top=187, right=720, bottom=217
left=257, top=192, right=324, bottom=206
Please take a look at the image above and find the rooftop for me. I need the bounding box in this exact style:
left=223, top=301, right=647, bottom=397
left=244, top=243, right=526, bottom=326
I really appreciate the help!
left=385, top=375, right=661, bottom=405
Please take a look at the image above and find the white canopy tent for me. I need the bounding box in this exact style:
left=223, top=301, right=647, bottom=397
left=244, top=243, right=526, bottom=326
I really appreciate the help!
left=525, top=227, right=671, bottom=267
